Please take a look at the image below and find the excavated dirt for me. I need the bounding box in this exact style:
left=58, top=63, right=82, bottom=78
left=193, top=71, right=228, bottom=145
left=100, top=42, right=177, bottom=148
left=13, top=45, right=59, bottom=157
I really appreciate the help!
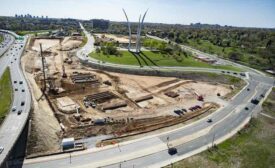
left=22, top=36, right=244, bottom=156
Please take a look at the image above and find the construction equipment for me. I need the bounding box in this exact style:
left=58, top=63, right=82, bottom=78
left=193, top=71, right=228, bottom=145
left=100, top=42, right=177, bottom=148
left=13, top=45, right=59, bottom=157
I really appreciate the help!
left=40, top=43, right=47, bottom=93
left=60, top=41, right=67, bottom=78
left=73, top=106, right=81, bottom=120
left=194, top=91, right=204, bottom=101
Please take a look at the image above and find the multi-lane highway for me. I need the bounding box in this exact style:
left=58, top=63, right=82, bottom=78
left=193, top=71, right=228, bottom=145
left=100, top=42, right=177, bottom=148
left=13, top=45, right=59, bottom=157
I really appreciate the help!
left=0, top=30, right=31, bottom=166
left=21, top=25, right=274, bottom=168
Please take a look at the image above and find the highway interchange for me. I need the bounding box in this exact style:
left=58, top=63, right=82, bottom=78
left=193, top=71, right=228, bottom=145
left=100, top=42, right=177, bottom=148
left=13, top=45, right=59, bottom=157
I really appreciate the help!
left=0, top=30, right=31, bottom=166
left=22, top=25, right=274, bottom=168
left=0, top=26, right=274, bottom=168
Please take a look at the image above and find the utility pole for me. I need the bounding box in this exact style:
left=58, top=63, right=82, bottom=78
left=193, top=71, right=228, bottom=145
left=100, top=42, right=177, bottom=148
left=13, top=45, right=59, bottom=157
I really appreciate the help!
left=212, top=133, right=215, bottom=148
left=40, top=43, right=47, bottom=93
left=118, top=142, right=121, bottom=152
left=166, top=136, right=170, bottom=149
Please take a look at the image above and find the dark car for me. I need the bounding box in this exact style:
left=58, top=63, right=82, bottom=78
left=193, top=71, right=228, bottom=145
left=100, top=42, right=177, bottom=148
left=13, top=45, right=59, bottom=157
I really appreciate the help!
left=207, top=119, right=213, bottom=123
left=168, top=147, right=178, bottom=155
left=15, top=88, right=18, bottom=91
left=240, top=73, right=246, bottom=76
left=245, top=107, right=249, bottom=110
left=251, top=99, right=259, bottom=105
left=21, top=101, right=25, bottom=106
left=19, top=81, right=23, bottom=84
left=22, top=89, right=25, bottom=92
left=17, top=110, right=22, bottom=115
left=174, top=109, right=183, bottom=115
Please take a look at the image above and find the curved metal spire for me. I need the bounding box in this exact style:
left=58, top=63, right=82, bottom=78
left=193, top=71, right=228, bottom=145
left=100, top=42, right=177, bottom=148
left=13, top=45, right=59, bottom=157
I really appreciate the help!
left=122, top=9, right=132, bottom=51
left=136, top=15, right=141, bottom=52
left=137, top=9, right=148, bottom=52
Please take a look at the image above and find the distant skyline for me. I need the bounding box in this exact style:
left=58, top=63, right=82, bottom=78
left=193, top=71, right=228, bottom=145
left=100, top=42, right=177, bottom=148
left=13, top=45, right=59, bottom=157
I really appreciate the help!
left=0, top=0, right=275, bottom=28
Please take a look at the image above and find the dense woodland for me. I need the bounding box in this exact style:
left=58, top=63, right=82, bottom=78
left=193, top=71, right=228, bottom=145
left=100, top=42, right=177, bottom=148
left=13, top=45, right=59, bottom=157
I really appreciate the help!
left=0, top=16, right=80, bottom=33
left=1, top=16, right=274, bottom=71
left=148, top=25, right=275, bottom=71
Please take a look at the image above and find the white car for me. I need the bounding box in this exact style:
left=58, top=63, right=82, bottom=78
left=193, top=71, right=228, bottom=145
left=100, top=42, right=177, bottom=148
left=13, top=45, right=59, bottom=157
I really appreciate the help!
left=12, top=106, right=16, bottom=112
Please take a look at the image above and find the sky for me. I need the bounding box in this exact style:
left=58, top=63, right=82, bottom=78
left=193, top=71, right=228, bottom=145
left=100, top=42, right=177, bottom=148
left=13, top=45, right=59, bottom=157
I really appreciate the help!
left=0, top=0, right=275, bottom=28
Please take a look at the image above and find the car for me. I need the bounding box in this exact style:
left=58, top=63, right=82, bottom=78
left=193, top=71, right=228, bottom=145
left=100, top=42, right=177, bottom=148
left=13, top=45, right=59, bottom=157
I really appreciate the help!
left=15, top=88, right=18, bottom=91
left=260, top=93, right=265, bottom=98
left=233, top=72, right=238, bottom=75
left=19, top=81, right=23, bottom=84
left=245, top=107, right=249, bottom=110
left=240, top=73, right=246, bottom=76
left=91, top=101, right=97, bottom=108
left=21, top=101, right=25, bottom=106
left=168, top=147, right=178, bottom=155
left=12, top=106, right=16, bottom=112
left=17, top=110, right=22, bottom=115
left=251, top=99, right=259, bottom=105
left=14, top=81, right=17, bottom=84
left=174, top=109, right=183, bottom=115
left=0, top=146, right=4, bottom=154
left=247, top=88, right=250, bottom=91
left=22, top=89, right=25, bottom=92
left=207, top=119, right=213, bottom=123
left=221, top=71, right=225, bottom=73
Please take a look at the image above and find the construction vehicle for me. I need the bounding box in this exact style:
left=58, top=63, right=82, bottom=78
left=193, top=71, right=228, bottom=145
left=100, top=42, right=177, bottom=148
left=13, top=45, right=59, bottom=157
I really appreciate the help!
left=194, top=91, right=204, bottom=101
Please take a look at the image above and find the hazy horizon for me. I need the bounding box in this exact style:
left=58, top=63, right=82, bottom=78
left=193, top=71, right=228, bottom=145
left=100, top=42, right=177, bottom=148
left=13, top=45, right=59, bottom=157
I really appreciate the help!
left=1, top=0, right=275, bottom=28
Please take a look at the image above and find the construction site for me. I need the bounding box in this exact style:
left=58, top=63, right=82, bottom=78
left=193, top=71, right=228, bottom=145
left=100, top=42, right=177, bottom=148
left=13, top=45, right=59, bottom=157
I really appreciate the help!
left=20, top=33, right=243, bottom=156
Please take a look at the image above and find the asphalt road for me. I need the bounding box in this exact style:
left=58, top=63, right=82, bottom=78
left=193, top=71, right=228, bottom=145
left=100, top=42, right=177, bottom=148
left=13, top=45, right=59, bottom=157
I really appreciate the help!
left=0, top=31, right=31, bottom=166
left=20, top=24, right=274, bottom=168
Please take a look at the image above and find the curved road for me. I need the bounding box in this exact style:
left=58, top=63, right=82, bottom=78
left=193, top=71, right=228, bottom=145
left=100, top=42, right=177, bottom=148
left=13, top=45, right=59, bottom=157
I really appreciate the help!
left=0, top=30, right=31, bottom=166
left=22, top=24, right=274, bottom=168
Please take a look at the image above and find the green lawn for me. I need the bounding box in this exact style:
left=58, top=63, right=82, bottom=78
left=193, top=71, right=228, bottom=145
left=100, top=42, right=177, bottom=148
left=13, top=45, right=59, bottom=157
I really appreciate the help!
left=16, top=30, right=52, bottom=36
left=90, top=50, right=242, bottom=71
left=165, top=88, right=275, bottom=168
left=0, top=34, right=3, bottom=43
left=80, top=33, right=88, bottom=47
left=185, top=39, right=269, bottom=70
left=0, top=68, right=13, bottom=124
left=262, top=88, right=275, bottom=117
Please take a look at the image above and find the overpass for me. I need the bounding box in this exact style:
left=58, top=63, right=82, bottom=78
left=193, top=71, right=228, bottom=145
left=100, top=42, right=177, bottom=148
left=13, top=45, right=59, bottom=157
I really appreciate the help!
left=0, top=30, right=31, bottom=167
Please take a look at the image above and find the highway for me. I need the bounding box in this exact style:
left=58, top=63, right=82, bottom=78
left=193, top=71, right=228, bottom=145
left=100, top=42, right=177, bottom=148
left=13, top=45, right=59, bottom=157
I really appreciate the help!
left=22, top=24, right=274, bottom=168
left=0, top=31, right=31, bottom=166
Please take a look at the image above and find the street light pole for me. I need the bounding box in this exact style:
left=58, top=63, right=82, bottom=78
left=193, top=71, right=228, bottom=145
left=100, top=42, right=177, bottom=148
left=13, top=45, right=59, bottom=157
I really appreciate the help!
left=69, top=152, right=71, bottom=164
left=212, top=133, right=215, bottom=148
left=166, top=136, right=170, bottom=149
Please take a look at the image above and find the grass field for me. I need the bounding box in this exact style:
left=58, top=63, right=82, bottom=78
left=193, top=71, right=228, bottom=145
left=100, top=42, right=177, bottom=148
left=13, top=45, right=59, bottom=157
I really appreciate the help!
left=0, top=34, right=3, bottom=43
left=0, top=68, right=13, bottom=124
left=90, top=50, right=242, bottom=71
left=80, top=32, right=88, bottom=47
left=185, top=39, right=269, bottom=70
left=16, top=30, right=52, bottom=36
left=165, top=88, right=275, bottom=168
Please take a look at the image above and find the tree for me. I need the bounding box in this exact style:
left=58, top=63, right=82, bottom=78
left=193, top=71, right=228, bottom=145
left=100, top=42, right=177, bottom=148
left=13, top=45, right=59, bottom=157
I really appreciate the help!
left=263, top=39, right=275, bottom=70
left=228, top=52, right=242, bottom=62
